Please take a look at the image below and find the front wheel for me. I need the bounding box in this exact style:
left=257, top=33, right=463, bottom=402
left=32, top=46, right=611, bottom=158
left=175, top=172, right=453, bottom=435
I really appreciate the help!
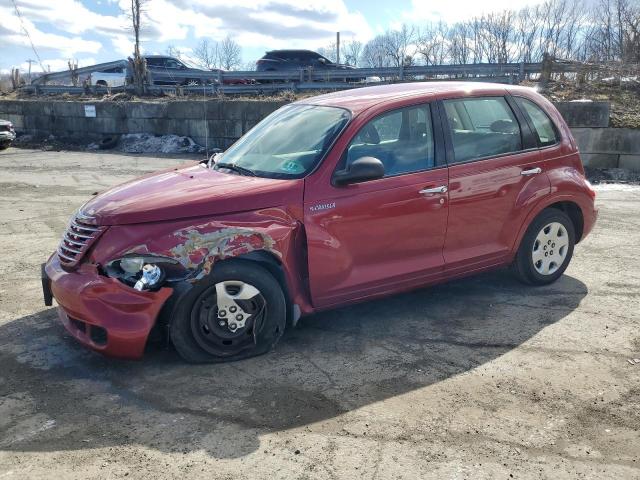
left=512, top=208, right=575, bottom=285
left=170, top=260, right=286, bottom=363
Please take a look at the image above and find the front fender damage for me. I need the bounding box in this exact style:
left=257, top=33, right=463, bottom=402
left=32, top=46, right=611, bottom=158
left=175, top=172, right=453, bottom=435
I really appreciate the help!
left=91, top=210, right=312, bottom=327
left=167, top=226, right=280, bottom=280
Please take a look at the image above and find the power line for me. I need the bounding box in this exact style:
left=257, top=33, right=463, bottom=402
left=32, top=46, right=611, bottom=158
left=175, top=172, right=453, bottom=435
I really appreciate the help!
left=11, top=0, right=47, bottom=72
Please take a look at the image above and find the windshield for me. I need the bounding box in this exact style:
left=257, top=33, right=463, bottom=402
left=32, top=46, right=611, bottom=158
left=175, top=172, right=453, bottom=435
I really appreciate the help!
left=214, top=104, right=350, bottom=179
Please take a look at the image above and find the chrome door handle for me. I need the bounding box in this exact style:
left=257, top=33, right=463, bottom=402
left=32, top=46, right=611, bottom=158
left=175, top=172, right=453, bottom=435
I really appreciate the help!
left=419, top=185, right=448, bottom=195
left=521, top=167, right=542, bottom=176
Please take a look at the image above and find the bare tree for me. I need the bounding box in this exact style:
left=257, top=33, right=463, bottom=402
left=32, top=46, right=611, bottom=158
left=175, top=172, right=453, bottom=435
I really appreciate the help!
left=68, top=59, right=79, bottom=86
left=166, top=45, right=184, bottom=60
left=383, top=24, right=417, bottom=67
left=194, top=39, right=220, bottom=69
left=317, top=42, right=338, bottom=62
left=361, top=35, right=393, bottom=67
left=219, top=36, right=242, bottom=70
left=416, top=22, right=448, bottom=65
left=343, top=40, right=363, bottom=66
left=127, top=0, right=148, bottom=95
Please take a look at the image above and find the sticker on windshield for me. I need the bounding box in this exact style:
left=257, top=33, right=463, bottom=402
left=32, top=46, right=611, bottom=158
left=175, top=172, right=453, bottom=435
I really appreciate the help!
left=280, top=160, right=304, bottom=174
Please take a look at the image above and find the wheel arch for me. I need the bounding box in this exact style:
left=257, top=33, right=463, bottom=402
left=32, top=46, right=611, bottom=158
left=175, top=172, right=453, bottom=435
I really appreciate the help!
left=210, top=251, right=299, bottom=328
left=546, top=201, right=584, bottom=243
left=513, top=195, right=586, bottom=255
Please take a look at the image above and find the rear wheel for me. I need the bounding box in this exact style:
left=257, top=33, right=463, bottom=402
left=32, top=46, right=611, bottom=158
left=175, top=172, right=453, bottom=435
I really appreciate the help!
left=170, top=260, right=286, bottom=363
left=512, top=208, right=575, bottom=285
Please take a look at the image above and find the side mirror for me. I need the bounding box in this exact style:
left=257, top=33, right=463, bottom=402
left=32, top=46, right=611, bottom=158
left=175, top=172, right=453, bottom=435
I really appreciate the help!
left=334, top=156, right=385, bottom=185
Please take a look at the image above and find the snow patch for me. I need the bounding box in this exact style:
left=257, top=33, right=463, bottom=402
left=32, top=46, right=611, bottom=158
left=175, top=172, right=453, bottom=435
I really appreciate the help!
left=592, top=183, right=640, bottom=192
left=119, top=133, right=205, bottom=154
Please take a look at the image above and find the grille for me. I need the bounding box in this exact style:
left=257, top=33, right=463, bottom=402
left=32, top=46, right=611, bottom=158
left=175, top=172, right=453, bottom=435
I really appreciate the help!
left=57, top=212, right=105, bottom=268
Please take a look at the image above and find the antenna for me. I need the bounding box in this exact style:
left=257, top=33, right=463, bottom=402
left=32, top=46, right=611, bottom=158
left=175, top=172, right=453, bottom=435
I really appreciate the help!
left=11, top=0, right=47, bottom=73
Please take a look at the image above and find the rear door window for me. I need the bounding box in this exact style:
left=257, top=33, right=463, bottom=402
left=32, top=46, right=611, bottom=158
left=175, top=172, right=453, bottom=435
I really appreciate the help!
left=345, top=104, right=435, bottom=177
left=443, top=97, right=522, bottom=163
left=515, top=97, right=559, bottom=147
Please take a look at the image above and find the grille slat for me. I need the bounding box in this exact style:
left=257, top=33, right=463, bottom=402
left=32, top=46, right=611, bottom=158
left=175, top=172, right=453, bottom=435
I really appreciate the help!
left=57, top=212, right=105, bottom=268
left=63, top=235, right=85, bottom=247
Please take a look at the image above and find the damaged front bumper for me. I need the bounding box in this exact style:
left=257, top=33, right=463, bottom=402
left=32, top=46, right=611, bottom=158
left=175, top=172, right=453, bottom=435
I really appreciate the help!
left=43, top=254, right=173, bottom=359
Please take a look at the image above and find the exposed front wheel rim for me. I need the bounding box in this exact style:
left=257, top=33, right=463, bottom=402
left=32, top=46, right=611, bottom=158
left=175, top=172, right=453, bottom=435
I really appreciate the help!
left=532, top=222, right=569, bottom=275
left=190, top=280, right=266, bottom=356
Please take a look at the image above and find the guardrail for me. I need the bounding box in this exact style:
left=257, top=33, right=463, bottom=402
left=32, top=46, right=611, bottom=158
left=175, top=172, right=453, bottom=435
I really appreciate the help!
left=21, top=60, right=587, bottom=96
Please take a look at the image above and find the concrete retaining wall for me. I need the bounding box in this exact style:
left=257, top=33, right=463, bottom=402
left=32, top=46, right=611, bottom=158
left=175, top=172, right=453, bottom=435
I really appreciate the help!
left=572, top=128, right=640, bottom=171
left=0, top=98, right=638, bottom=171
left=0, top=99, right=287, bottom=149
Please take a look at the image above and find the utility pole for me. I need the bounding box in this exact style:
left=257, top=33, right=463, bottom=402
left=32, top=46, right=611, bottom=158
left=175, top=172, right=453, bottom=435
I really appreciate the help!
left=336, top=32, right=340, bottom=64
left=26, top=59, right=35, bottom=83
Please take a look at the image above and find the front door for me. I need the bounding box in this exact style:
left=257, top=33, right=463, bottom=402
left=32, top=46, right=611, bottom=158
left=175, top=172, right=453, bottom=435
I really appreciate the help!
left=304, top=102, right=449, bottom=308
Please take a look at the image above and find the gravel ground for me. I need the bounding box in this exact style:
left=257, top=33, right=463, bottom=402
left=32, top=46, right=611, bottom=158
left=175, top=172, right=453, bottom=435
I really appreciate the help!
left=0, top=148, right=638, bottom=480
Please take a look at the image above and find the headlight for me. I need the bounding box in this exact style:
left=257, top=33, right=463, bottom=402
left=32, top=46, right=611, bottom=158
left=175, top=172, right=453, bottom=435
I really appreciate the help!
left=104, top=255, right=186, bottom=291
left=120, top=257, right=145, bottom=274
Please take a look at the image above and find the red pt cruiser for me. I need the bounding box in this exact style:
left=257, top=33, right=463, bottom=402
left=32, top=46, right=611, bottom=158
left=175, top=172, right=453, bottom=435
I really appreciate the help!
left=42, top=82, right=597, bottom=362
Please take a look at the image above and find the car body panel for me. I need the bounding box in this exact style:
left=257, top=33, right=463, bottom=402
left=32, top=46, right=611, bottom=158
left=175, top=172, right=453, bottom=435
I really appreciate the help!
left=43, top=82, right=597, bottom=359
left=81, top=163, right=304, bottom=225
left=91, top=68, right=126, bottom=87
left=304, top=167, right=449, bottom=308
left=442, top=149, right=549, bottom=272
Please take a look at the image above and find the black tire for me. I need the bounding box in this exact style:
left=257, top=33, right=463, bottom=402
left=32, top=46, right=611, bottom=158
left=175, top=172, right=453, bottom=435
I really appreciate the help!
left=98, top=136, right=119, bottom=150
left=0, top=142, right=10, bottom=151
left=170, top=260, right=286, bottom=363
left=512, top=208, right=575, bottom=285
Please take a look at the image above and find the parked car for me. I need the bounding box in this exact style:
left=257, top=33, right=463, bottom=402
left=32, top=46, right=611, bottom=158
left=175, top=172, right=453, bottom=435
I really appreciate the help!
left=256, top=49, right=363, bottom=81
left=0, top=119, right=16, bottom=150
left=143, top=56, right=250, bottom=86
left=91, top=66, right=127, bottom=87
left=42, top=82, right=597, bottom=363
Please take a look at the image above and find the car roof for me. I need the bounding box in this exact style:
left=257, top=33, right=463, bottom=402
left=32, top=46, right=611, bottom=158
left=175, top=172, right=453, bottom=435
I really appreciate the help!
left=296, top=81, right=536, bottom=115
left=265, top=49, right=317, bottom=54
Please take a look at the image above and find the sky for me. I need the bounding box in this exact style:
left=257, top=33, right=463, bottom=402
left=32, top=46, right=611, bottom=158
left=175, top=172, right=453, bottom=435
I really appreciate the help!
left=0, top=0, right=545, bottom=74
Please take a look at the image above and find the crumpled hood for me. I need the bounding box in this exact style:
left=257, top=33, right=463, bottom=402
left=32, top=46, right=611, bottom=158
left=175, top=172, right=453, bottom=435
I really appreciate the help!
left=82, top=163, right=303, bottom=225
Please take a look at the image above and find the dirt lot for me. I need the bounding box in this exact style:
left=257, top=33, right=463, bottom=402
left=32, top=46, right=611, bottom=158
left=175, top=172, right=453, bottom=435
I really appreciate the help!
left=0, top=148, right=639, bottom=479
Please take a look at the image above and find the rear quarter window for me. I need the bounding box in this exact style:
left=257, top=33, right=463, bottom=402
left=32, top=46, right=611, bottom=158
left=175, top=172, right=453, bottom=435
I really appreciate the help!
left=515, top=97, right=559, bottom=147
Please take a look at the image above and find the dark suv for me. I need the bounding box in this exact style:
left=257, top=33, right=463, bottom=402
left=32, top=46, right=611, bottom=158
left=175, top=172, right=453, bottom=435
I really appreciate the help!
left=143, top=56, right=249, bottom=86
left=256, top=50, right=360, bottom=80
left=142, top=56, right=209, bottom=86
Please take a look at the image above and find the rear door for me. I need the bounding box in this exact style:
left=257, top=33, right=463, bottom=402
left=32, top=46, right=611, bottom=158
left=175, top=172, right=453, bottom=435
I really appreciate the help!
left=438, top=95, right=550, bottom=274
left=304, top=102, right=450, bottom=308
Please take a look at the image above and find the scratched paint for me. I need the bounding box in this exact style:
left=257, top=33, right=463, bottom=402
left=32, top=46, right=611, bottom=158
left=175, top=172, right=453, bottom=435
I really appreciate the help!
left=168, top=226, right=279, bottom=280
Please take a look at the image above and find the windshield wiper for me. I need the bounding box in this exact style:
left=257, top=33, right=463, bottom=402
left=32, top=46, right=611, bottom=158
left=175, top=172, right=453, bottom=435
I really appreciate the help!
left=215, top=162, right=256, bottom=177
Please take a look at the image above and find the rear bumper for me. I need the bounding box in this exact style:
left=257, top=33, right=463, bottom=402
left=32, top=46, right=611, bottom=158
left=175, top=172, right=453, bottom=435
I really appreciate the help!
left=44, top=254, right=172, bottom=359
left=582, top=204, right=598, bottom=240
